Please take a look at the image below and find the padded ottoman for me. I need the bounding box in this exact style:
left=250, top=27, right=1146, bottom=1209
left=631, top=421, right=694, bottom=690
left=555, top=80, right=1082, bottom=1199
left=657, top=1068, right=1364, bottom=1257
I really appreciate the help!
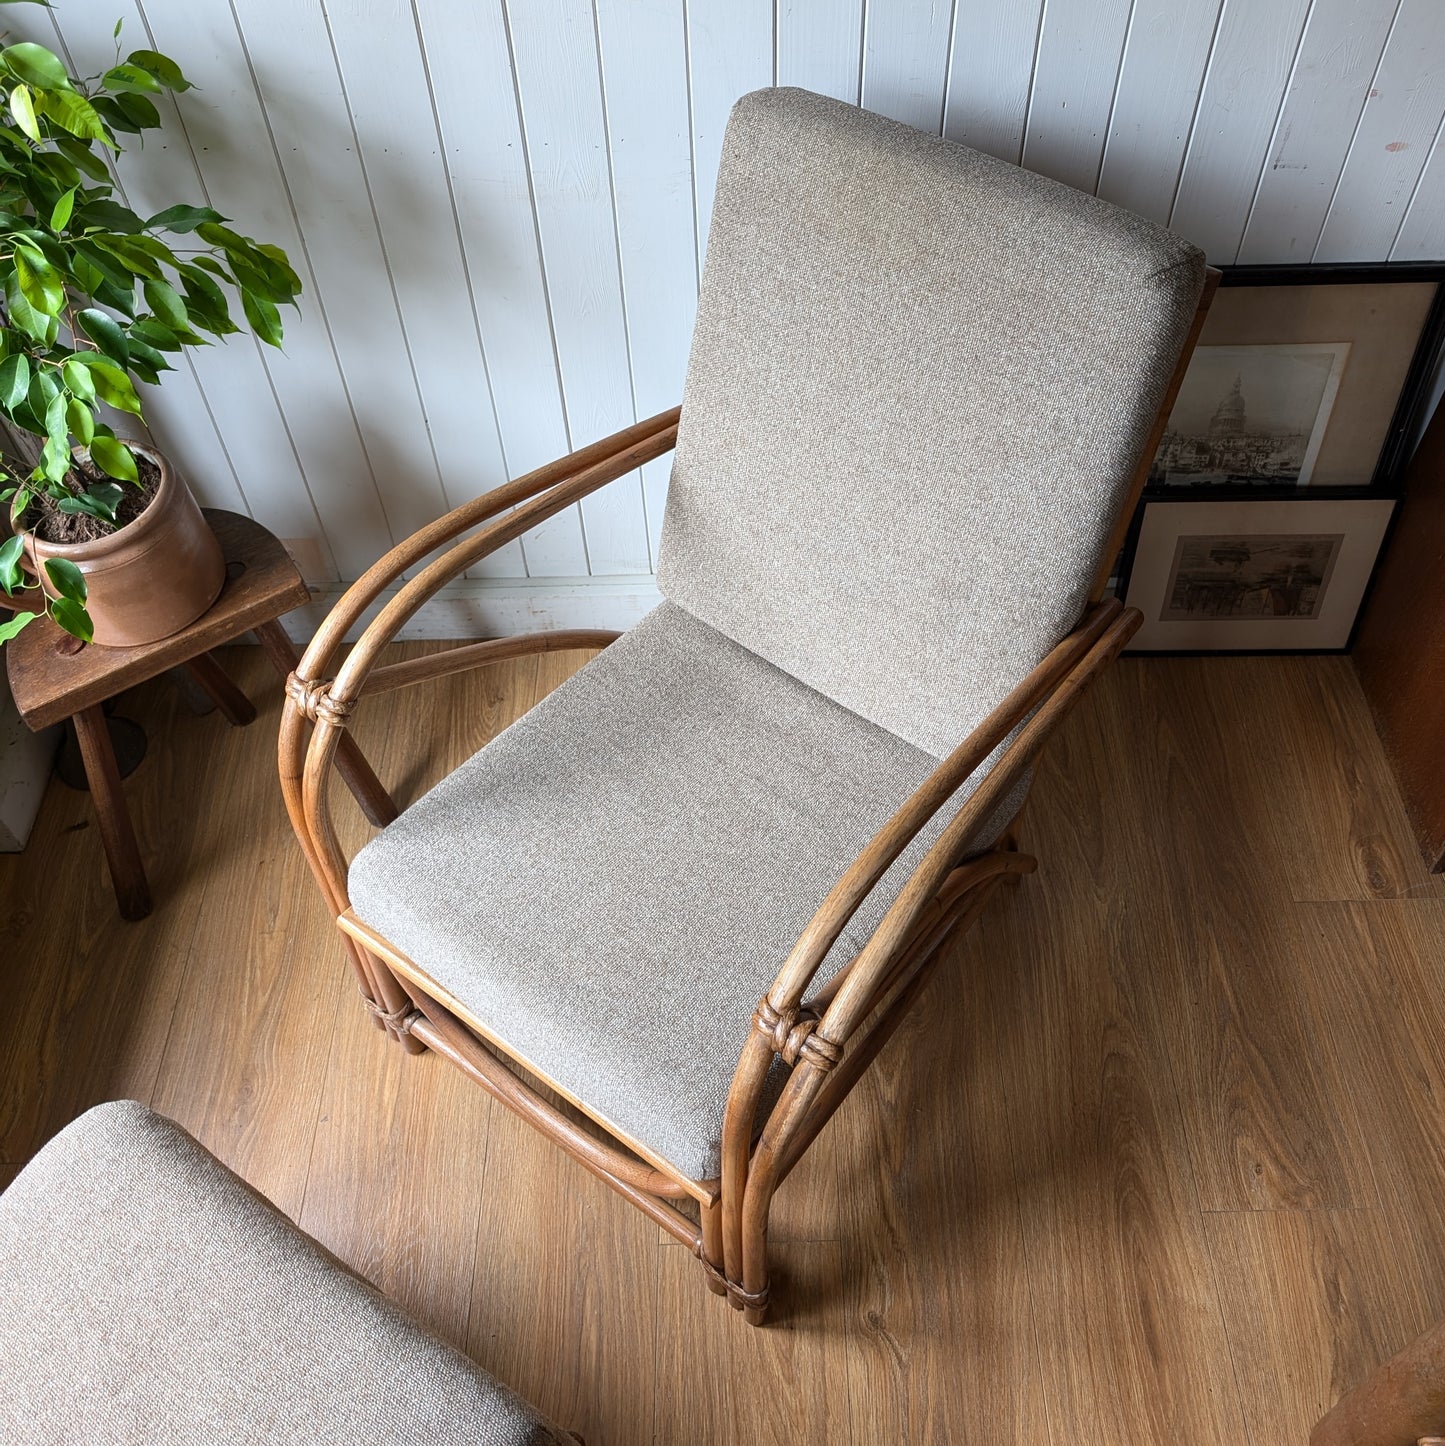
left=0, top=1101, right=572, bottom=1445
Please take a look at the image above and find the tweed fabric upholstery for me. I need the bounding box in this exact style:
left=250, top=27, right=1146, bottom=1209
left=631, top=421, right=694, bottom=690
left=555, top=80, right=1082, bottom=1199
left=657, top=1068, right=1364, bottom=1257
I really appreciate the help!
left=0, top=1101, right=571, bottom=1446
left=658, top=87, right=1206, bottom=757
left=349, top=602, right=1024, bottom=1182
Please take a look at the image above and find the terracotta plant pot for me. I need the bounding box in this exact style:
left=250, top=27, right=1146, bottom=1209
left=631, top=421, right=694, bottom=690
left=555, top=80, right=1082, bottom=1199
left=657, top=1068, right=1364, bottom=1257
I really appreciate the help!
left=21, top=443, right=224, bottom=648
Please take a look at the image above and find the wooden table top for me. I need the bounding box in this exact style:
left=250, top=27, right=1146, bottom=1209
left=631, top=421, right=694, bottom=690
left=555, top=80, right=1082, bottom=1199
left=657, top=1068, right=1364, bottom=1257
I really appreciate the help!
left=7, top=510, right=309, bottom=731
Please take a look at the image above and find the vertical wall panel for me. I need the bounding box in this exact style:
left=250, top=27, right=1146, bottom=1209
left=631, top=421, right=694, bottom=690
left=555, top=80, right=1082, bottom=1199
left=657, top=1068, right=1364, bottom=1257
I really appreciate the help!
left=323, top=0, right=524, bottom=578
left=227, top=0, right=459, bottom=561
left=412, top=0, right=583, bottom=576
left=1021, top=0, right=1134, bottom=193
left=1169, top=0, right=1314, bottom=261
left=3, top=0, right=1437, bottom=616
left=1238, top=0, right=1400, bottom=263
left=136, top=0, right=403, bottom=579
left=860, top=0, right=955, bottom=133
left=1314, top=0, right=1445, bottom=262
left=596, top=1, right=697, bottom=567
left=779, top=0, right=864, bottom=103
left=507, top=0, right=649, bottom=576
left=1393, top=129, right=1445, bottom=260
left=943, top=0, right=1045, bottom=163
left=687, top=0, right=773, bottom=268
left=1096, top=0, right=1222, bottom=224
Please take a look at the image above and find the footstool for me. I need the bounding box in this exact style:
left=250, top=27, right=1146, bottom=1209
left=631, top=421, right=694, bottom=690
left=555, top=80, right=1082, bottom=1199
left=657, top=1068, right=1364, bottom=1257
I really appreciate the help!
left=0, top=1101, right=573, bottom=1444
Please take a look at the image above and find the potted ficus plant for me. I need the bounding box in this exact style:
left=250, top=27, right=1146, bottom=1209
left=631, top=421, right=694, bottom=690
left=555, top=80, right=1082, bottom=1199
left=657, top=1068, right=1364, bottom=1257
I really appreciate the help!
left=0, top=12, right=298, bottom=648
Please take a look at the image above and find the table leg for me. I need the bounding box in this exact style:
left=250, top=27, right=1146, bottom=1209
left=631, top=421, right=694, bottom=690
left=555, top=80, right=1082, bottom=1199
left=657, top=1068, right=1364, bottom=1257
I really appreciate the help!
left=72, top=705, right=152, bottom=921
left=253, top=619, right=398, bottom=828
left=182, top=652, right=258, bottom=726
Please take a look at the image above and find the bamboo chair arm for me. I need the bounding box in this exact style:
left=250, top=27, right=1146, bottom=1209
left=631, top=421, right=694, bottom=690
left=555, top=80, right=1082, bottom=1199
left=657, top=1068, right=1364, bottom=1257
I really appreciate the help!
left=293, top=406, right=680, bottom=689
left=761, top=598, right=1125, bottom=1019
left=816, top=604, right=1141, bottom=1045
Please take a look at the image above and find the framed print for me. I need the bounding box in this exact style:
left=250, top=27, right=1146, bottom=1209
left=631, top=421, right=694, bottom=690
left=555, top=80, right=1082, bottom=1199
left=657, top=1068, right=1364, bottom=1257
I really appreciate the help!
left=1147, top=264, right=1445, bottom=491
left=1120, top=494, right=1396, bottom=653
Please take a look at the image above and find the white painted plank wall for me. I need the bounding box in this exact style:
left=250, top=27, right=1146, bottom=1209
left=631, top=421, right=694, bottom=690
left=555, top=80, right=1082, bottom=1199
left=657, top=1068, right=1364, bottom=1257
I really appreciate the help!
left=5, top=0, right=1442, bottom=630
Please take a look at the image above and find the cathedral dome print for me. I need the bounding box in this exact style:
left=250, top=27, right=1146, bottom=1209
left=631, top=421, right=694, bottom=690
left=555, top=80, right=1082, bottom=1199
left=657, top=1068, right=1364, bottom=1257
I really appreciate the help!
left=1151, top=342, right=1349, bottom=488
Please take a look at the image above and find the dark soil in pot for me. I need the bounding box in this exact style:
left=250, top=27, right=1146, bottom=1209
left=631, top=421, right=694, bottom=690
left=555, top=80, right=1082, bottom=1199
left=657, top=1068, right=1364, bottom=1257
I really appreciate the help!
left=28, top=452, right=161, bottom=544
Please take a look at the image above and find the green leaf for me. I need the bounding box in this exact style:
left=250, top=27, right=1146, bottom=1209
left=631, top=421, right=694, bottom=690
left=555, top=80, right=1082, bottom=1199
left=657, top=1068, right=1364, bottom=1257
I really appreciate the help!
left=125, top=49, right=190, bottom=91
left=195, top=221, right=249, bottom=251
left=27, top=364, right=58, bottom=415
left=89, top=94, right=140, bottom=135
left=7, top=284, right=55, bottom=346
left=92, top=233, right=161, bottom=279
left=0, top=532, right=22, bottom=592
left=240, top=288, right=282, bottom=347
left=82, top=359, right=141, bottom=415
left=55, top=137, right=110, bottom=182
left=76, top=308, right=129, bottom=366
left=47, top=184, right=75, bottom=230
left=113, top=92, right=159, bottom=131
left=49, top=594, right=91, bottom=641
left=14, top=244, right=64, bottom=315
left=85, top=480, right=121, bottom=518
left=75, top=197, right=143, bottom=234
left=88, top=432, right=137, bottom=480
left=122, top=337, right=169, bottom=378
left=43, top=555, right=86, bottom=603
left=0, top=352, right=29, bottom=408
left=101, top=63, right=160, bottom=95
left=145, top=203, right=224, bottom=233
left=9, top=84, right=38, bottom=143
left=36, top=89, right=113, bottom=148
left=255, top=243, right=302, bottom=298
left=65, top=395, right=93, bottom=444
left=0, top=610, right=37, bottom=645
left=35, top=148, right=77, bottom=189
left=38, top=427, right=67, bottom=483
left=128, top=318, right=182, bottom=351
left=141, top=276, right=187, bottom=331
left=1, top=43, right=68, bottom=91
left=61, top=356, right=94, bottom=400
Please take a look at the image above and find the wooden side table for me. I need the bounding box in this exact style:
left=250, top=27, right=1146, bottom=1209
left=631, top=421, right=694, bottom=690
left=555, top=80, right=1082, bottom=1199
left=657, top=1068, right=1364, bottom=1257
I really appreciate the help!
left=6, top=509, right=394, bottom=920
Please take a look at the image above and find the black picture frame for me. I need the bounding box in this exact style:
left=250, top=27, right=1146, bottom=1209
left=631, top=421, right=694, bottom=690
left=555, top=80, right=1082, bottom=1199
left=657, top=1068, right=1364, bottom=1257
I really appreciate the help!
left=1212, top=262, right=1445, bottom=493
left=1117, top=488, right=1398, bottom=656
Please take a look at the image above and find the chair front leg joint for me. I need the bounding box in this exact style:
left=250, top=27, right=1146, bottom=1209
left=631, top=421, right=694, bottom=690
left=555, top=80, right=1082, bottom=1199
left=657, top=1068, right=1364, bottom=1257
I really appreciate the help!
left=359, top=988, right=423, bottom=1036
left=693, top=1242, right=771, bottom=1318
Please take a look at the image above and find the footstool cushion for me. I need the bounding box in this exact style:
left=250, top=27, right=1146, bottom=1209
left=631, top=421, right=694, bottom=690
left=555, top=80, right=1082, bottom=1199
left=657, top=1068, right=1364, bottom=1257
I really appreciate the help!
left=0, top=1101, right=571, bottom=1445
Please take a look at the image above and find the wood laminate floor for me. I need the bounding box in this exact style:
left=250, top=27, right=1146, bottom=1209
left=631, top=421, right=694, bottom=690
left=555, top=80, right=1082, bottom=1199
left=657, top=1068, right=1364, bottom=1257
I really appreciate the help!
left=2, top=645, right=1443, bottom=1445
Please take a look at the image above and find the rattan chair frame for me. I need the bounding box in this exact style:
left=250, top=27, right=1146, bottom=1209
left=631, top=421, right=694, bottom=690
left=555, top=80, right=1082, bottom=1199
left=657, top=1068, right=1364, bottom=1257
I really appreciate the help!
left=278, top=272, right=1218, bottom=1325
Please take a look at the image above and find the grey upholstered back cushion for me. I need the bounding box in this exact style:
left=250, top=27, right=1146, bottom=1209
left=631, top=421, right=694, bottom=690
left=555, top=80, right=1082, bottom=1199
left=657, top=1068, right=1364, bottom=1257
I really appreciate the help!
left=658, top=87, right=1206, bottom=757
left=0, top=1101, right=570, bottom=1446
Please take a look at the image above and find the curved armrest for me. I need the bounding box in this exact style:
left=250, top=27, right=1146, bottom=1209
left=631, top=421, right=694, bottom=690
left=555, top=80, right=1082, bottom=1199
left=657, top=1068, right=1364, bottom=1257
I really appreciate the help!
left=295, top=407, right=680, bottom=691
left=816, top=602, right=1140, bottom=1045
left=762, top=597, right=1126, bottom=1020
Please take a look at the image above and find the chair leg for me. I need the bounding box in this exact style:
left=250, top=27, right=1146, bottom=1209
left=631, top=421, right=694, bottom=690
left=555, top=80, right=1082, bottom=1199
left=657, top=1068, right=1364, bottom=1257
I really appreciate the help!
left=740, top=1202, right=772, bottom=1326
left=699, top=1200, right=728, bottom=1297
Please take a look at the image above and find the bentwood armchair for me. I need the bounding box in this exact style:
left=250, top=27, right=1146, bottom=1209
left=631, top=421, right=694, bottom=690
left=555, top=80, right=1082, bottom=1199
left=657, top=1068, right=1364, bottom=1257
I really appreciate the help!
left=279, top=88, right=1216, bottom=1325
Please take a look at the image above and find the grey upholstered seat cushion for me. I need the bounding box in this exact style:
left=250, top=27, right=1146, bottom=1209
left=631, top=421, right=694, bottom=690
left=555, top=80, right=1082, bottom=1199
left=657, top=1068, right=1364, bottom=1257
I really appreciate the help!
left=658, top=87, right=1206, bottom=757
left=350, top=602, right=1022, bottom=1181
left=0, top=1101, right=570, bottom=1446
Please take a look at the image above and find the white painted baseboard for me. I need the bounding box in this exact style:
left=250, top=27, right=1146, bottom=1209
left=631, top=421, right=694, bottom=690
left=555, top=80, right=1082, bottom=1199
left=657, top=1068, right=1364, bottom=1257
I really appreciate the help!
left=0, top=669, right=56, bottom=853
left=278, top=575, right=664, bottom=644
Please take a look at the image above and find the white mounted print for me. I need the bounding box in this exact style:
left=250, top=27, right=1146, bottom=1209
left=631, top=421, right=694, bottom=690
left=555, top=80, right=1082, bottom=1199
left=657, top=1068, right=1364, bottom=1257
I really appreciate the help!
left=1149, top=343, right=1349, bottom=487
